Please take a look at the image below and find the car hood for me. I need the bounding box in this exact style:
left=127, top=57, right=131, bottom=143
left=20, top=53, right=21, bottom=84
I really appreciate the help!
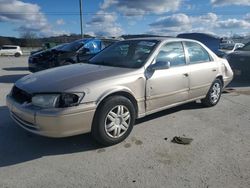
left=15, top=64, right=138, bottom=93
left=31, top=49, right=73, bottom=60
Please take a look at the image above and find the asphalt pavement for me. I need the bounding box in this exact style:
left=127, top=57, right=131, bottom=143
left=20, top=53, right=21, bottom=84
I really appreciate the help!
left=0, top=56, right=250, bottom=188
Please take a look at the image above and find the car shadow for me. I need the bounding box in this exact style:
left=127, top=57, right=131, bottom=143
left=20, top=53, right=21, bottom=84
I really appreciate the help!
left=135, top=102, right=205, bottom=124
left=0, top=102, right=205, bottom=167
left=0, top=105, right=101, bottom=167
left=0, top=74, right=28, bottom=83
left=2, top=67, right=29, bottom=71
left=228, top=81, right=250, bottom=88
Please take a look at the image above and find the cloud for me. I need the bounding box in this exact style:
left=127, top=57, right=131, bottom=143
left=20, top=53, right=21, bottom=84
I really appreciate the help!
left=0, top=0, right=66, bottom=36
left=244, top=13, right=250, bottom=21
left=100, top=0, right=117, bottom=9
left=148, top=14, right=192, bottom=36
left=56, top=19, right=65, bottom=25
left=0, top=0, right=47, bottom=27
left=150, top=14, right=191, bottom=30
left=0, top=0, right=43, bottom=21
left=216, top=19, right=250, bottom=29
left=148, top=12, right=250, bottom=36
left=191, top=13, right=218, bottom=23
left=86, top=11, right=123, bottom=36
left=211, top=0, right=250, bottom=6
left=101, top=0, right=182, bottom=16
left=90, top=11, right=117, bottom=24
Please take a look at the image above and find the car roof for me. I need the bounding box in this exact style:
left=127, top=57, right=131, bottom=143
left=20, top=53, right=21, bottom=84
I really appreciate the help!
left=177, top=32, right=222, bottom=39
left=72, top=38, right=121, bottom=44
left=121, top=37, right=199, bottom=43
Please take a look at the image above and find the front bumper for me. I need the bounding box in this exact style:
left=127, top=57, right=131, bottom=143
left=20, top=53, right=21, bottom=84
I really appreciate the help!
left=6, top=95, right=96, bottom=137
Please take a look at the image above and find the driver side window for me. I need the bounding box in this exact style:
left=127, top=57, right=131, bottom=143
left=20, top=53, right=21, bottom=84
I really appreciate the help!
left=83, top=41, right=100, bottom=54
left=156, top=42, right=186, bottom=67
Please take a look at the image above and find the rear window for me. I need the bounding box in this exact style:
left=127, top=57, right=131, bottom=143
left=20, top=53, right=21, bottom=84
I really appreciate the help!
left=185, top=42, right=212, bottom=64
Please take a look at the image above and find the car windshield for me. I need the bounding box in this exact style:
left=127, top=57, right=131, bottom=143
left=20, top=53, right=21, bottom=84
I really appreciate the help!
left=51, top=43, right=68, bottom=50
left=88, top=40, right=159, bottom=68
left=60, top=40, right=86, bottom=52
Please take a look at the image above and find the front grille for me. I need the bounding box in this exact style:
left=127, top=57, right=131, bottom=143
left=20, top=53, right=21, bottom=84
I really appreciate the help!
left=11, top=86, right=32, bottom=104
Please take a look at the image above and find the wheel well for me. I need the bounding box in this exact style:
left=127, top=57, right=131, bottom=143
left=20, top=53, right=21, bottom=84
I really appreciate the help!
left=97, top=91, right=139, bottom=117
left=216, top=76, right=224, bottom=87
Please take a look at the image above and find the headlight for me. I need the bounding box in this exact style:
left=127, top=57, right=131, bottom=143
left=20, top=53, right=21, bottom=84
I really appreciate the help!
left=58, top=93, right=84, bottom=107
left=32, top=94, right=60, bottom=108
left=32, top=93, right=84, bottom=108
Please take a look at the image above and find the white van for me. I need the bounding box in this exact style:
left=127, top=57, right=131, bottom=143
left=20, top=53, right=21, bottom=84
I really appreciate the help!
left=0, top=45, right=23, bottom=57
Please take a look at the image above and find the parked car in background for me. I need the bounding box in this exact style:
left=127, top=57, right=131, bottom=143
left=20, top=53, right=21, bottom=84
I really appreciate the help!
left=0, top=45, right=23, bottom=57
left=219, top=43, right=244, bottom=55
left=177, top=33, right=225, bottom=57
left=226, top=42, right=250, bottom=81
left=28, top=38, right=120, bottom=72
left=7, top=38, right=233, bottom=146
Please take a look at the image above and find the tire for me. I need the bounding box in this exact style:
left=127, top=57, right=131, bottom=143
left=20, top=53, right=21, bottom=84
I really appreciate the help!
left=201, top=79, right=223, bottom=107
left=14, top=53, right=21, bottom=57
left=92, top=96, right=136, bottom=146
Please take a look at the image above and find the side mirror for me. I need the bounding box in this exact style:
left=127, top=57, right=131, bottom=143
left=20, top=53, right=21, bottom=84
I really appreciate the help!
left=149, top=60, right=170, bottom=71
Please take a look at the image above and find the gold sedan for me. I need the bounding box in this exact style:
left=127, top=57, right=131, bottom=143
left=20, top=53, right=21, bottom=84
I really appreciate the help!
left=6, top=38, right=233, bottom=146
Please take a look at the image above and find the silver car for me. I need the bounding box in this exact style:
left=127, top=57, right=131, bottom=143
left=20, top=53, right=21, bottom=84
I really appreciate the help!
left=6, top=38, right=233, bottom=145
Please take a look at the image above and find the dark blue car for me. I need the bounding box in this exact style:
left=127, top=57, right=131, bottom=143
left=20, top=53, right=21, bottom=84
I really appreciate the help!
left=28, top=38, right=120, bottom=72
left=177, top=33, right=224, bottom=57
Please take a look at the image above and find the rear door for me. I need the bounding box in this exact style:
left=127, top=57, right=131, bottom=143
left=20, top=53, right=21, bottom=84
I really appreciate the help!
left=184, top=41, right=218, bottom=99
left=146, top=42, right=189, bottom=113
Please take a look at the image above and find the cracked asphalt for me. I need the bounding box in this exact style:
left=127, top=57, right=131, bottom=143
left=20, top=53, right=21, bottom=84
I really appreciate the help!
left=0, top=57, right=250, bottom=188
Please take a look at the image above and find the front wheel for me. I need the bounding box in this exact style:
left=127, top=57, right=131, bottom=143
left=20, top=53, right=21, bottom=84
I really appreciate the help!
left=92, top=96, right=136, bottom=146
left=201, top=79, right=222, bottom=107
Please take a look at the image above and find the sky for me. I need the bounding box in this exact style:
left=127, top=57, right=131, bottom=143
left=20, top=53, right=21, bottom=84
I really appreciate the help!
left=0, top=0, right=250, bottom=38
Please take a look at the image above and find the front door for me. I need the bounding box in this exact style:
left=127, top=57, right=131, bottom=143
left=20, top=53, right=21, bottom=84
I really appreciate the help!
left=146, top=42, right=189, bottom=114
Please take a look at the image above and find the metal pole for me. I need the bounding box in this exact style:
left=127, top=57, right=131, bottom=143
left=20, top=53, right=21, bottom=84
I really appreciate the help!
left=79, top=0, right=83, bottom=39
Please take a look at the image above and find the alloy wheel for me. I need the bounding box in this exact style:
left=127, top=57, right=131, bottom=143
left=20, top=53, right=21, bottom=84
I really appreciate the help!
left=104, top=105, right=131, bottom=138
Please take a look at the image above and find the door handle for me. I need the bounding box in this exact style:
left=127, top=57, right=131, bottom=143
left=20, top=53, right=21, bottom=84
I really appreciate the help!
left=212, top=69, right=217, bottom=72
left=183, top=73, right=189, bottom=77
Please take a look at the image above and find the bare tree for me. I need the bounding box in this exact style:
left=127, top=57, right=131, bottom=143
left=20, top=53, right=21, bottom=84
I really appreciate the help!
left=20, top=31, right=40, bottom=47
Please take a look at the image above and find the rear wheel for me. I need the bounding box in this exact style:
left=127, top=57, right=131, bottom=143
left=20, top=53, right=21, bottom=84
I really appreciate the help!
left=92, top=96, right=136, bottom=146
left=201, top=79, right=222, bottom=107
left=14, top=53, right=21, bottom=57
